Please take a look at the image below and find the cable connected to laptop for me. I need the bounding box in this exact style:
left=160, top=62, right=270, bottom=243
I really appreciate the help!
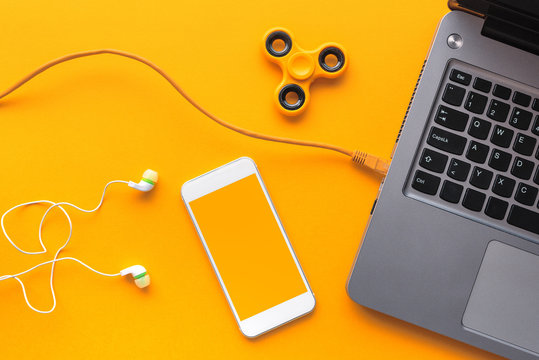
left=0, top=49, right=390, bottom=175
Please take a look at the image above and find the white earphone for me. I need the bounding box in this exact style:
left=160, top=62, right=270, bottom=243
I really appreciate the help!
left=0, top=169, right=157, bottom=313
left=128, top=169, right=158, bottom=192
left=120, top=265, right=151, bottom=288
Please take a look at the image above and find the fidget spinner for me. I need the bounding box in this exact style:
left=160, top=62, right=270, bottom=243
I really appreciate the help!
left=264, top=28, right=348, bottom=116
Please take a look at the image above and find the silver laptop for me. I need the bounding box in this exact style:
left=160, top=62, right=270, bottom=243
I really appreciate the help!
left=347, top=1, right=539, bottom=359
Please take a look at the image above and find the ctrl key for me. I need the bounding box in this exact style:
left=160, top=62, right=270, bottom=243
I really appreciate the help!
left=412, top=170, right=441, bottom=195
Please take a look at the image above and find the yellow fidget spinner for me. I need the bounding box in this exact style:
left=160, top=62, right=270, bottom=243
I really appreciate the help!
left=264, top=28, right=348, bottom=116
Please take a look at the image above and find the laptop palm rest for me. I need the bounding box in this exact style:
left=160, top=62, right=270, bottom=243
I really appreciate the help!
left=463, top=241, right=539, bottom=354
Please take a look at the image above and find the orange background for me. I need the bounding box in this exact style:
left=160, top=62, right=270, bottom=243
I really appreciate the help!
left=0, top=0, right=501, bottom=359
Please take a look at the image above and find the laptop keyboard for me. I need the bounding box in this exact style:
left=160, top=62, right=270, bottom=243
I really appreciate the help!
left=406, top=60, right=539, bottom=240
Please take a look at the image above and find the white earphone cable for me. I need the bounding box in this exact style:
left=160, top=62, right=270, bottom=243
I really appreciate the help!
left=0, top=257, right=121, bottom=280
left=0, top=180, right=128, bottom=313
left=1, top=258, right=120, bottom=314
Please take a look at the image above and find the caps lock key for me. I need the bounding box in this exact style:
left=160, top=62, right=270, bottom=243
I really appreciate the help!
left=427, top=126, right=467, bottom=155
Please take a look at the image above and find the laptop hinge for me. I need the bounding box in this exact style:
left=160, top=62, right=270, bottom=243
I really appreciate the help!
left=448, top=0, right=539, bottom=55
left=481, top=4, right=539, bottom=55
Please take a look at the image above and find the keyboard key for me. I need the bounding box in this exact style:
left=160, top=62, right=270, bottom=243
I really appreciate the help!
left=492, top=174, right=515, bottom=198
left=485, top=197, right=508, bottom=220
left=464, top=92, right=488, bottom=114
left=462, top=188, right=486, bottom=212
left=473, top=77, right=492, bottom=93
left=447, top=158, right=470, bottom=181
left=533, top=115, right=539, bottom=136
left=491, top=125, right=514, bottom=148
left=508, top=107, right=532, bottom=130
left=507, top=205, right=539, bottom=235
left=489, top=148, right=512, bottom=172
left=511, top=156, right=534, bottom=180
left=470, top=166, right=493, bottom=189
left=466, top=141, right=489, bottom=163
left=533, top=98, right=539, bottom=111
left=515, top=183, right=538, bottom=206
left=442, top=83, right=466, bottom=106
left=440, top=180, right=463, bottom=203
left=493, top=84, right=511, bottom=100
left=434, top=105, right=468, bottom=131
left=487, top=99, right=510, bottom=122
left=468, top=117, right=491, bottom=140
left=427, top=127, right=467, bottom=155
left=513, top=133, right=537, bottom=156
left=449, top=69, right=471, bottom=85
left=411, top=170, right=440, bottom=195
left=513, top=91, right=531, bottom=107
left=419, top=148, right=448, bottom=173
left=535, top=167, right=539, bottom=186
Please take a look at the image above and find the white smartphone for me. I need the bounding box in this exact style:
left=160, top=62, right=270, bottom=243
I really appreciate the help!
left=181, top=157, right=315, bottom=337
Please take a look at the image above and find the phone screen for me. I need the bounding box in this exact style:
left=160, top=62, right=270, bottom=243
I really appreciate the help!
left=189, top=174, right=307, bottom=321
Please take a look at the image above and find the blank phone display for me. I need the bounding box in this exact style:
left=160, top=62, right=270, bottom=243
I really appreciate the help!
left=189, top=174, right=307, bottom=320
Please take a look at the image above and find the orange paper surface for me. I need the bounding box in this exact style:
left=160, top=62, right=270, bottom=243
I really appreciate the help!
left=0, top=0, right=499, bottom=358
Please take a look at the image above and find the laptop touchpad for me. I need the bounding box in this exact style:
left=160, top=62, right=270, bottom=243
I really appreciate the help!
left=463, top=241, right=539, bottom=354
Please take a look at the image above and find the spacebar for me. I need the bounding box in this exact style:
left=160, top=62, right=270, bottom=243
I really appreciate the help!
left=507, top=205, right=539, bottom=235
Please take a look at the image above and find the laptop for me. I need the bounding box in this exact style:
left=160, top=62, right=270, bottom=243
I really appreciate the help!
left=347, top=1, right=539, bottom=359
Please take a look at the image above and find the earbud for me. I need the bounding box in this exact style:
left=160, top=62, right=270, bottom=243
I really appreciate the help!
left=128, top=169, right=158, bottom=192
left=120, top=265, right=150, bottom=288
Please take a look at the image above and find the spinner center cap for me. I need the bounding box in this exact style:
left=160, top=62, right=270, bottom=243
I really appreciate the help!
left=288, top=53, right=314, bottom=80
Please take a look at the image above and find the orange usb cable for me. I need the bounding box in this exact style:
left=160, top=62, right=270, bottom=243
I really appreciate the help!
left=0, top=49, right=390, bottom=176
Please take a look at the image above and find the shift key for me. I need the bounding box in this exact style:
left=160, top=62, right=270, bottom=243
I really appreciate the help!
left=427, top=126, right=467, bottom=155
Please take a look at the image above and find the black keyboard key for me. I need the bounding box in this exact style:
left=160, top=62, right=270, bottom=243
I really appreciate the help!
left=447, top=158, right=470, bottom=181
left=489, top=149, right=512, bottom=172
left=507, top=205, right=539, bottom=235
left=466, top=141, right=489, bottom=163
left=493, top=84, right=511, bottom=100
left=449, top=69, right=471, bottom=85
left=419, top=148, right=448, bottom=173
left=535, top=167, right=539, bottom=186
left=473, top=77, right=492, bottom=93
left=511, top=156, right=534, bottom=180
left=492, top=174, right=515, bottom=198
left=485, top=197, right=508, bottom=220
left=487, top=99, right=510, bottom=122
left=434, top=105, right=468, bottom=131
left=463, top=188, right=486, bottom=212
left=468, top=117, right=491, bottom=140
left=442, top=83, right=466, bottom=106
left=513, top=133, right=537, bottom=156
left=470, top=166, right=493, bottom=189
left=427, top=127, right=467, bottom=155
left=464, top=92, right=488, bottom=114
left=513, top=92, right=531, bottom=107
left=491, top=125, right=514, bottom=148
left=440, top=180, right=463, bottom=203
left=508, top=107, right=532, bottom=130
left=411, top=170, right=440, bottom=195
left=533, top=115, right=539, bottom=136
left=533, top=98, right=539, bottom=111
left=515, top=182, right=538, bottom=206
